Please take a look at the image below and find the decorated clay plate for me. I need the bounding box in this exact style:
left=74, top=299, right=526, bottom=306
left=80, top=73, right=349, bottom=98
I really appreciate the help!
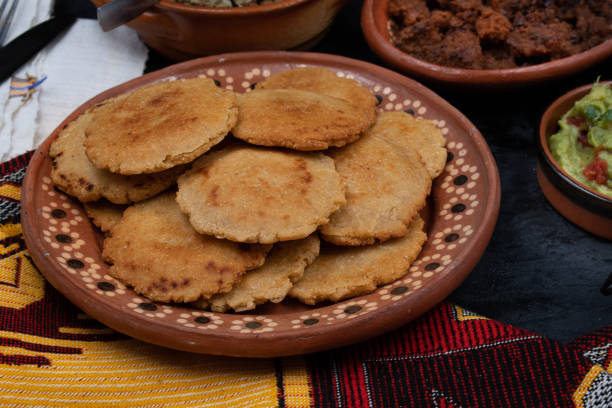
left=21, top=52, right=500, bottom=357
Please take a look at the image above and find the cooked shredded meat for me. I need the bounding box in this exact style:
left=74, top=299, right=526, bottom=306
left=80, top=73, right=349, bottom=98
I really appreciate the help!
left=171, top=0, right=281, bottom=6
left=388, top=0, right=612, bottom=69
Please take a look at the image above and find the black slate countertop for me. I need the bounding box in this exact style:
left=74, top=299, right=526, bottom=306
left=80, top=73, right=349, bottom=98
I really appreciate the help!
left=64, top=0, right=612, bottom=343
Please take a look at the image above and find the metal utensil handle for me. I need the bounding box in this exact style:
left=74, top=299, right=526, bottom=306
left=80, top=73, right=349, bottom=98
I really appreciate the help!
left=97, top=0, right=159, bottom=32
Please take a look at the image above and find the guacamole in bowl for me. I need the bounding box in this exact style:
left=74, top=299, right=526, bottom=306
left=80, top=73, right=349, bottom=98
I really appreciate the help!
left=548, top=81, right=612, bottom=198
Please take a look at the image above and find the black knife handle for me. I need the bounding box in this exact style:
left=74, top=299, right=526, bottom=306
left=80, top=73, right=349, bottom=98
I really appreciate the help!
left=0, top=14, right=76, bottom=84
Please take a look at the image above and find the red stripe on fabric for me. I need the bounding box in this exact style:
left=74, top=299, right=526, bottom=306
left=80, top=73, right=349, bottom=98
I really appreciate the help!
left=428, top=307, right=441, bottom=353
left=425, top=310, right=439, bottom=353
left=0, top=336, right=82, bottom=354
left=467, top=319, right=478, bottom=353
left=338, top=355, right=360, bottom=407
left=391, top=327, right=400, bottom=357
left=522, top=342, right=546, bottom=400
left=339, top=356, right=352, bottom=406
left=351, top=355, right=369, bottom=407
left=429, top=306, right=441, bottom=351
left=474, top=317, right=485, bottom=347
left=442, top=305, right=454, bottom=351
left=491, top=342, right=510, bottom=406
left=512, top=344, right=532, bottom=407
left=406, top=324, right=417, bottom=355
left=396, top=326, right=405, bottom=355
left=1, top=152, right=32, bottom=176
left=481, top=345, right=496, bottom=408
left=489, top=318, right=498, bottom=343
left=544, top=342, right=572, bottom=407
left=457, top=353, right=474, bottom=407
left=416, top=314, right=429, bottom=352
left=445, top=304, right=456, bottom=350
left=0, top=352, right=50, bottom=366
left=430, top=355, right=445, bottom=405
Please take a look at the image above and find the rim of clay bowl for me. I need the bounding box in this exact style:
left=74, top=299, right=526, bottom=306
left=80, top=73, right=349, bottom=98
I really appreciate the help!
left=361, top=0, right=612, bottom=87
left=158, top=0, right=313, bottom=14
left=537, top=81, right=612, bottom=216
left=92, top=0, right=317, bottom=15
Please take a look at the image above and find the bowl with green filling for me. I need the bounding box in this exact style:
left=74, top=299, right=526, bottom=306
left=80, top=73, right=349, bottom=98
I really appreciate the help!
left=538, top=80, right=612, bottom=240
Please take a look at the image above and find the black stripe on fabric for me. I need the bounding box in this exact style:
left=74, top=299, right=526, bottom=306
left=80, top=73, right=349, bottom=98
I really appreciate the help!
left=274, top=358, right=286, bottom=408
left=308, top=352, right=339, bottom=408
left=0, top=153, right=32, bottom=225
left=0, top=201, right=22, bottom=224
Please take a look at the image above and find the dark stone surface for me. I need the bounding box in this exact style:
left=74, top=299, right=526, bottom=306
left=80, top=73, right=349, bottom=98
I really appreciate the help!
left=73, top=0, right=611, bottom=343
left=442, top=79, right=612, bottom=343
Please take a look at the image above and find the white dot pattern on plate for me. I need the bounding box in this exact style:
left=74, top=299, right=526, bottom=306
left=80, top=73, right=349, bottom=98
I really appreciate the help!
left=325, top=300, right=379, bottom=324
left=33, top=63, right=487, bottom=339
left=177, top=311, right=223, bottom=330
left=229, top=316, right=277, bottom=334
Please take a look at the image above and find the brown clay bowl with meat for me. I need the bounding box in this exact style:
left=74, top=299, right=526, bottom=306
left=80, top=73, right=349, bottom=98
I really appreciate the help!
left=361, top=0, right=612, bottom=88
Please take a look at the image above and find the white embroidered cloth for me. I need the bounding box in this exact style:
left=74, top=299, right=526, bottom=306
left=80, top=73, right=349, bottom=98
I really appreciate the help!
left=0, top=0, right=148, bottom=162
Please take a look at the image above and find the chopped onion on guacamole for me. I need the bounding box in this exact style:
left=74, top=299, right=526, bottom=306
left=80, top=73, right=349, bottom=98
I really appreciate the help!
left=548, top=81, right=612, bottom=198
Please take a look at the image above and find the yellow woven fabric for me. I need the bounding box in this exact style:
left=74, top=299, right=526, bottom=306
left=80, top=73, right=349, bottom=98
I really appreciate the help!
left=1, top=335, right=278, bottom=407
left=0, top=155, right=312, bottom=408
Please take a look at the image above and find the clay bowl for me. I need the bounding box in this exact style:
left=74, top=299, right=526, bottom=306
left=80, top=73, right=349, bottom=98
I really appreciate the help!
left=361, top=0, right=612, bottom=89
left=21, top=51, right=500, bottom=357
left=537, top=81, right=612, bottom=240
left=91, top=0, right=349, bottom=61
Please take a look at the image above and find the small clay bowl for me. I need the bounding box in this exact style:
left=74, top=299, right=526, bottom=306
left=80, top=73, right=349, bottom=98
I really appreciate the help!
left=91, top=0, right=349, bottom=61
left=537, top=81, right=612, bottom=240
left=361, top=0, right=612, bottom=88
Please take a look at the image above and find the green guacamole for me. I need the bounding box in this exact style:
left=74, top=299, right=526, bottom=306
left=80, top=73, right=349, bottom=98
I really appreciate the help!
left=548, top=81, right=612, bottom=198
